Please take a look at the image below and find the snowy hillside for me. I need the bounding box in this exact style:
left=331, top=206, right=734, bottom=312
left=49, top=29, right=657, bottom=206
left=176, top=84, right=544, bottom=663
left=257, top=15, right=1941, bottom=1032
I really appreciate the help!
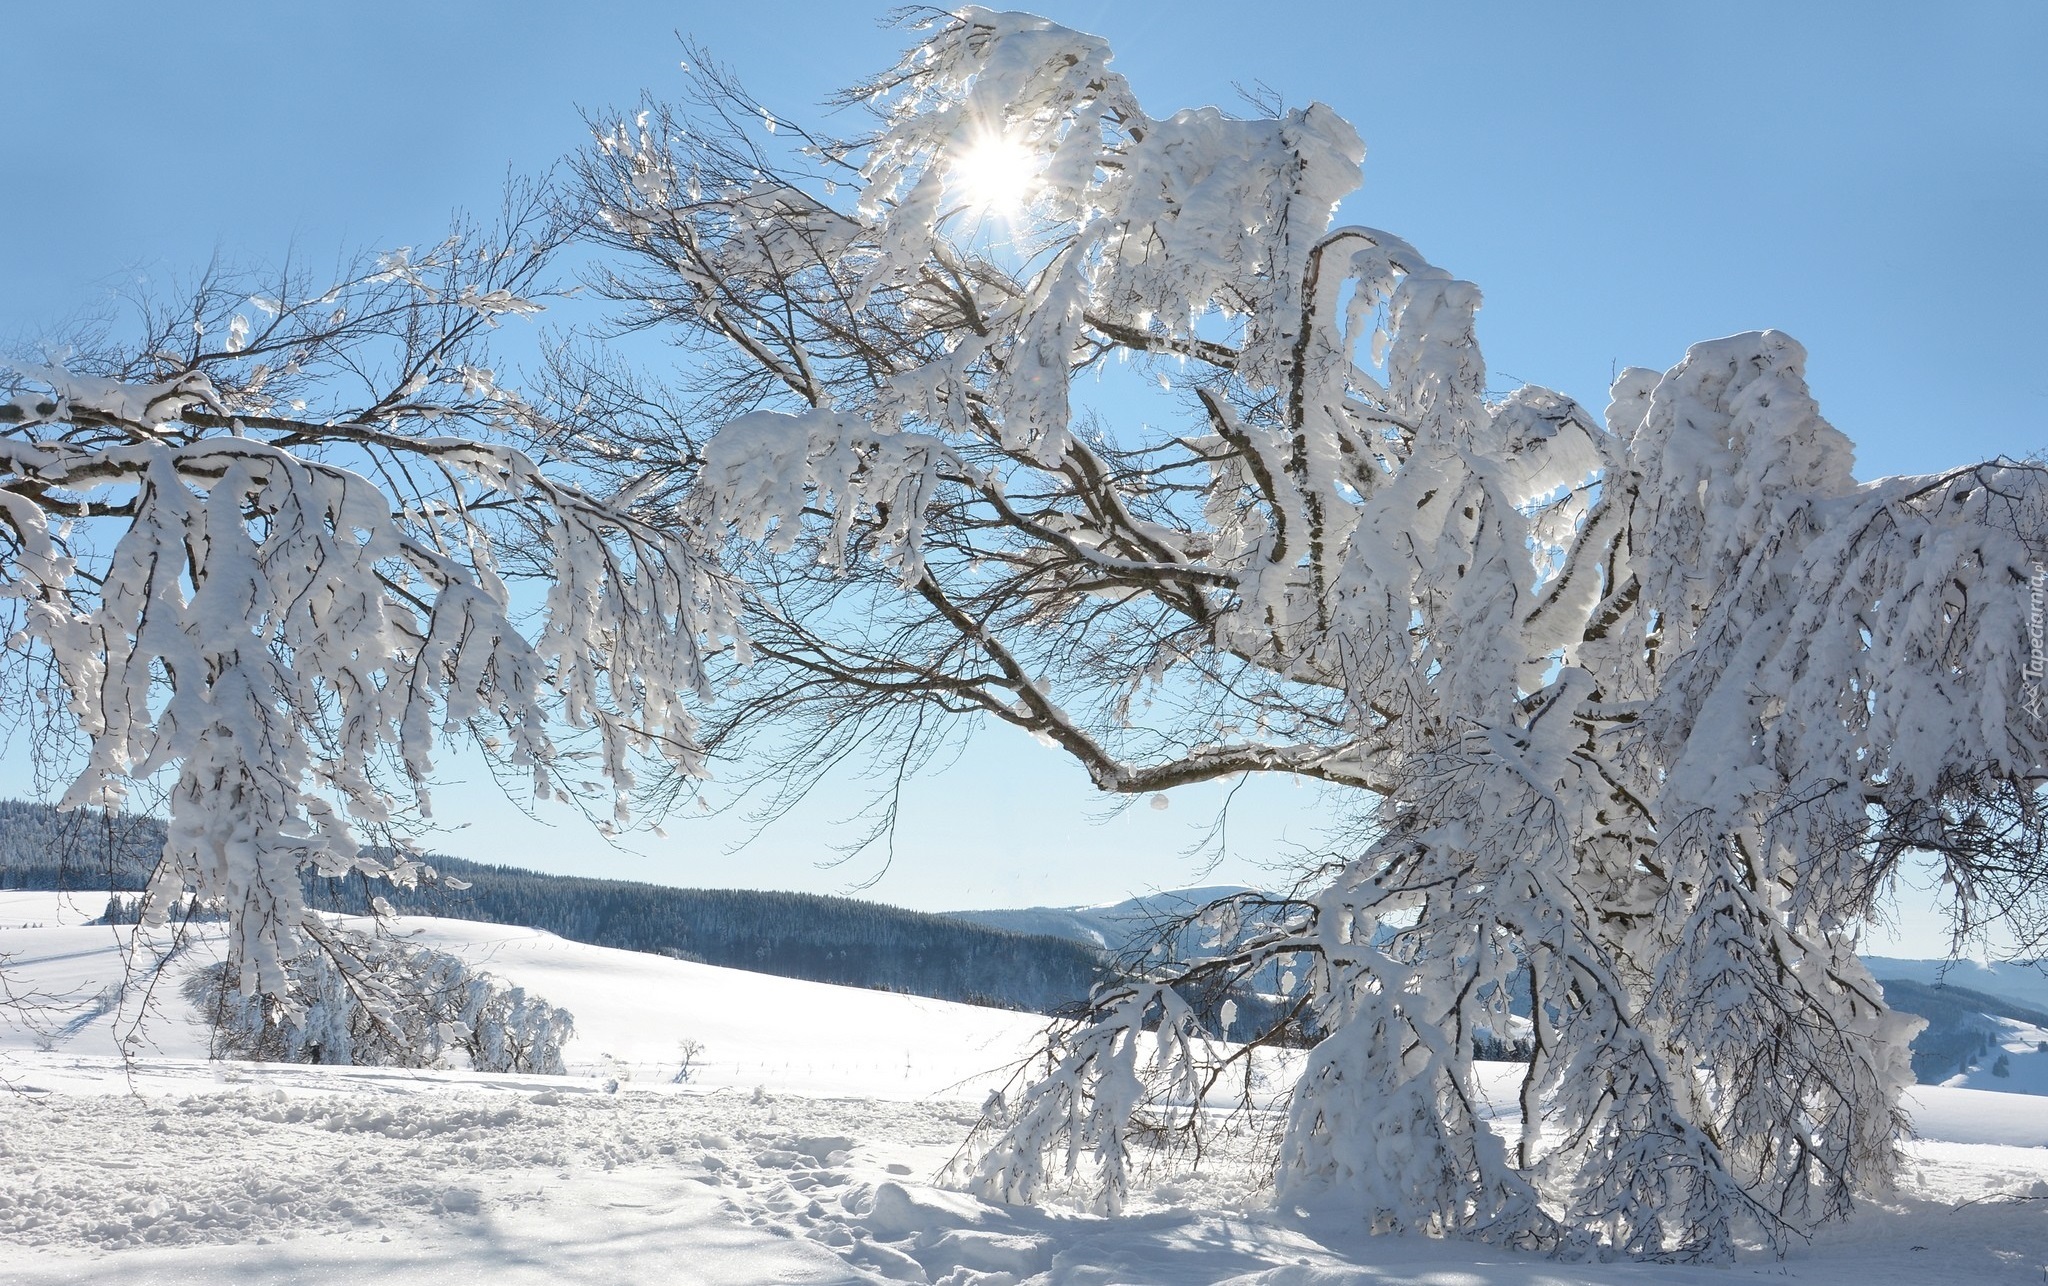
left=1941, top=1011, right=2048, bottom=1096
left=1873, top=974, right=2048, bottom=1097
left=0, top=892, right=1047, bottom=1099
left=7, top=892, right=2048, bottom=1284
left=0, top=799, right=1108, bottom=1014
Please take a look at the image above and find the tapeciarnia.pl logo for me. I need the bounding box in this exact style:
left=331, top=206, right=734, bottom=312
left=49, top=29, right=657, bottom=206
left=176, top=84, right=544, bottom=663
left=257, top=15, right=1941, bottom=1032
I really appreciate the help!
left=2025, top=563, right=2046, bottom=720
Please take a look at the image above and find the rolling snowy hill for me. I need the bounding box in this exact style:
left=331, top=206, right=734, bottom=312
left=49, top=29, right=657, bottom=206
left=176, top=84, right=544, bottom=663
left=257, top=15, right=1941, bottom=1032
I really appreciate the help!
left=0, top=799, right=1109, bottom=1014
left=0, top=891, right=1047, bottom=1098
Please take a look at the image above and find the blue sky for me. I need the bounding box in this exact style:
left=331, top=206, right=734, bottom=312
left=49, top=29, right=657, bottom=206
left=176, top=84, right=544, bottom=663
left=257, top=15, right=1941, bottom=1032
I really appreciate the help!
left=2, top=3, right=2041, bottom=946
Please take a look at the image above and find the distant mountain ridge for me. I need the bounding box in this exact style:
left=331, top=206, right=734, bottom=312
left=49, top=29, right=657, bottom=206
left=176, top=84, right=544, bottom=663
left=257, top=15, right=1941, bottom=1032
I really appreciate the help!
left=1864, top=956, right=2048, bottom=1013
left=0, top=799, right=1107, bottom=1014
left=943, top=885, right=1258, bottom=955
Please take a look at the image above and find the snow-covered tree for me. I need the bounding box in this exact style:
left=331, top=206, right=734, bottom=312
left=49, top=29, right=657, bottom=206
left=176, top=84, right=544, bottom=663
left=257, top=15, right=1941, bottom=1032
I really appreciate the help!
left=6, top=4, right=2043, bottom=1262
left=0, top=187, right=737, bottom=1015
left=187, top=930, right=574, bottom=1073
left=562, top=8, right=2048, bottom=1260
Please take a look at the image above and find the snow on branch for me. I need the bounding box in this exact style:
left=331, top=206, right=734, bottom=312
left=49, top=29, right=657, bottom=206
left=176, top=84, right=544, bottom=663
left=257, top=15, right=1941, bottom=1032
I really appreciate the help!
left=0, top=208, right=740, bottom=1007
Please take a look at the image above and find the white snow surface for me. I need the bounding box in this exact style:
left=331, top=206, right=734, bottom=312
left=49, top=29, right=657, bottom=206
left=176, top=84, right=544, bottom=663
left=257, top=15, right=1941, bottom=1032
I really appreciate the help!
left=5, top=893, right=2048, bottom=1284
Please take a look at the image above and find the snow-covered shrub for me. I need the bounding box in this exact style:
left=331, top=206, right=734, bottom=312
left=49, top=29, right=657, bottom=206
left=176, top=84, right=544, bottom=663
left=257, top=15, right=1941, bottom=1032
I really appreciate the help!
left=186, top=929, right=573, bottom=1074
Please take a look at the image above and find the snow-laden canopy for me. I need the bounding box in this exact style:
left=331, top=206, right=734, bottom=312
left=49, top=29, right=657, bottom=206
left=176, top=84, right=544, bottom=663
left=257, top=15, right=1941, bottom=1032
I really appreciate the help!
left=565, top=8, right=2048, bottom=1260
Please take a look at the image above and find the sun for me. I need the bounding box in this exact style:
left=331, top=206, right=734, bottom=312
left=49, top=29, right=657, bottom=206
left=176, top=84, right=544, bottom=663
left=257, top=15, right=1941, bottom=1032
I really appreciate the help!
left=949, top=133, right=1038, bottom=217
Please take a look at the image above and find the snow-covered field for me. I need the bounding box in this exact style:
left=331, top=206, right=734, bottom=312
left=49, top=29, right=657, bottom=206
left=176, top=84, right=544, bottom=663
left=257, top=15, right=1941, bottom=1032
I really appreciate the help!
left=4, top=892, right=2048, bottom=1284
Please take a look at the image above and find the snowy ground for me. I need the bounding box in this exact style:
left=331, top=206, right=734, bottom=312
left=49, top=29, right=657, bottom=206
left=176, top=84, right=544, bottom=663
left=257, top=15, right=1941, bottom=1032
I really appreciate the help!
left=4, top=893, right=2048, bottom=1283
